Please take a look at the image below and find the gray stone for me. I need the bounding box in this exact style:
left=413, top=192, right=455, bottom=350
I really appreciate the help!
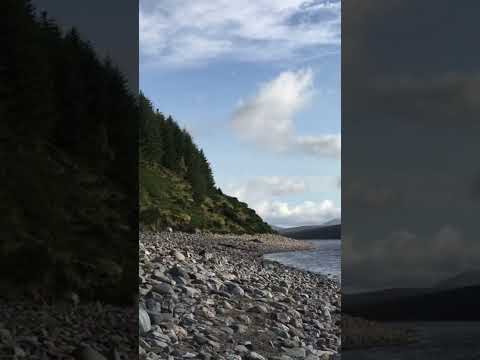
left=232, top=323, right=248, bottom=334
left=148, top=311, right=174, bottom=325
left=153, top=282, right=174, bottom=296
left=248, top=304, right=268, bottom=314
left=73, top=346, right=107, bottom=360
left=183, top=352, right=198, bottom=358
left=169, top=265, right=189, bottom=278
left=225, top=282, right=245, bottom=296
left=238, top=314, right=251, bottom=324
left=139, top=307, right=151, bottom=334
left=234, top=344, right=249, bottom=353
left=282, top=347, right=306, bottom=359
left=182, top=286, right=200, bottom=297
left=248, top=352, right=267, bottom=360
left=172, top=250, right=186, bottom=261
left=226, top=354, right=242, bottom=360
left=194, top=334, right=209, bottom=345
left=277, top=313, right=291, bottom=323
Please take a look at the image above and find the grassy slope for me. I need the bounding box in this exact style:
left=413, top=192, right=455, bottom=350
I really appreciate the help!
left=139, top=161, right=272, bottom=234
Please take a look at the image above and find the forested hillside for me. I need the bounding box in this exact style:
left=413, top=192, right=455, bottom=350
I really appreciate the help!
left=1, top=0, right=137, bottom=302
left=1, top=0, right=270, bottom=302
left=139, top=95, right=273, bottom=234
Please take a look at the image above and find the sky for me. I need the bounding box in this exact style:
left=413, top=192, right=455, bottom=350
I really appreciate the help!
left=33, top=0, right=138, bottom=90
left=342, top=0, right=480, bottom=292
left=140, top=0, right=341, bottom=227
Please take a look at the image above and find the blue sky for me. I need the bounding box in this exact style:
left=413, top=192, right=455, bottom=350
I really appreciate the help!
left=140, top=0, right=341, bottom=227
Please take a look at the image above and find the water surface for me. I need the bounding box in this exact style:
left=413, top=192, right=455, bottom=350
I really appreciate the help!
left=344, top=322, right=480, bottom=360
left=263, top=239, right=340, bottom=281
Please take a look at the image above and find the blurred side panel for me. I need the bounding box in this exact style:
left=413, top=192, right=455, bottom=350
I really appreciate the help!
left=0, top=0, right=138, bottom=358
left=342, top=0, right=480, bottom=358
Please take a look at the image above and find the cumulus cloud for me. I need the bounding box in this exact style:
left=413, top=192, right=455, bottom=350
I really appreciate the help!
left=256, top=199, right=340, bottom=227
left=139, top=0, right=340, bottom=67
left=224, top=176, right=340, bottom=227
left=293, top=135, right=341, bottom=157
left=231, top=69, right=340, bottom=158
left=226, top=176, right=307, bottom=200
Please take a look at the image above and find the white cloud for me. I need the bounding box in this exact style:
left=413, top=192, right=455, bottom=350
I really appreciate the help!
left=232, top=68, right=313, bottom=149
left=256, top=199, right=340, bottom=227
left=294, top=134, right=341, bottom=157
left=231, top=68, right=340, bottom=158
left=140, top=0, right=340, bottom=67
left=224, top=176, right=340, bottom=227
left=227, top=176, right=307, bottom=200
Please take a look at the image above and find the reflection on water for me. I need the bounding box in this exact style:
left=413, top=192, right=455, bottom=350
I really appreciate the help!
left=344, top=322, right=480, bottom=360
left=263, top=239, right=340, bottom=281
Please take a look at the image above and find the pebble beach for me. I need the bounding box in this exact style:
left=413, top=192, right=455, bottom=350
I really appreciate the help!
left=139, top=231, right=341, bottom=360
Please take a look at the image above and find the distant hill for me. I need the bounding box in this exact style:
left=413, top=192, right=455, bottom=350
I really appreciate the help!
left=278, top=224, right=341, bottom=239
left=344, top=270, right=480, bottom=321
left=343, top=286, right=480, bottom=321
left=139, top=96, right=272, bottom=234
left=343, top=288, right=432, bottom=309
left=435, top=269, right=480, bottom=290
left=321, top=217, right=341, bottom=226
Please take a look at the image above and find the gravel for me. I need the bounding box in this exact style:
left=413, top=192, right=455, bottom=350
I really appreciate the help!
left=0, top=299, right=137, bottom=359
left=139, top=231, right=341, bottom=360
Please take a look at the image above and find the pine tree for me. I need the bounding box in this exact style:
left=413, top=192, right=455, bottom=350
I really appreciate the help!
left=187, top=152, right=207, bottom=201
left=163, top=116, right=178, bottom=170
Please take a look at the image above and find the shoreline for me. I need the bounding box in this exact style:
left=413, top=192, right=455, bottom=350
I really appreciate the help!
left=139, top=231, right=341, bottom=360
left=262, top=240, right=341, bottom=285
left=0, top=300, right=137, bottom=359
left=342, top=315, right=417, bottom=351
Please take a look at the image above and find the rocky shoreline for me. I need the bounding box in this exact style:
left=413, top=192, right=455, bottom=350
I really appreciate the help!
left=139, top=231, right=341, bottom=360
left=0, top=299, right=137, bottom=359
left=342, top=315, right=417, bottom=350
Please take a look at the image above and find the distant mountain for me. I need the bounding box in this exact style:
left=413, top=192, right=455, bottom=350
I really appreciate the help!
left=435, top=269, right=480, bottom=290
left=343, top=285, right=480, bottom=321
left=278, top=223, right=341, bottom=240
left=343, top=288, right=432, bottom=309
left=322, top=217, right=341, bottom=226
left=343, top=270, right=480, bottom=321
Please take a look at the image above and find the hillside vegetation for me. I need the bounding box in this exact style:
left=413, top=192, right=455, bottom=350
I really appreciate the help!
left=1, top=0, right=137, bottom=303
left=279, top=224, right=341, bottom=239
left=139, top=95, right=272, bottom=234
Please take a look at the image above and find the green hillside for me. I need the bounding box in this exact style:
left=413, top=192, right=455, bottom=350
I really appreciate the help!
left=140, top=162, right=272, bottom=234
left=139, top=96, right=272, bottom=234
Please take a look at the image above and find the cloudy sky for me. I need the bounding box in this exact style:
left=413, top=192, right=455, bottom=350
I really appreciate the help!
left=140, top=0, right=341, bottom=227
left=343, top=0, right=480, bottom=293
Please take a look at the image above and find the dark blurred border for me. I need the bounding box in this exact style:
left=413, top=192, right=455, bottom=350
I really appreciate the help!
left=342, top=0, right=480, bottom=356
left=1, top=0, right=138, bottom=358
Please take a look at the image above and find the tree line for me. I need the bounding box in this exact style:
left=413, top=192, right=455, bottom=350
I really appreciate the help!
left=1, top=0, right=137, bottom=188
left=139, top=94, right=216, bottom=201
left=1, top=0, right=137, bottom=301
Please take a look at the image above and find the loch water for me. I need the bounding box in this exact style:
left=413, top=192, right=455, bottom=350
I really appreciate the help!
left=263, top=239, right=341, bottom=282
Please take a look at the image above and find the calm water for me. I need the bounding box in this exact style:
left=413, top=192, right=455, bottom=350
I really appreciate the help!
left=263, top=239, right=341, bottom=281
left=344, top=322, right=480, bottom=359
